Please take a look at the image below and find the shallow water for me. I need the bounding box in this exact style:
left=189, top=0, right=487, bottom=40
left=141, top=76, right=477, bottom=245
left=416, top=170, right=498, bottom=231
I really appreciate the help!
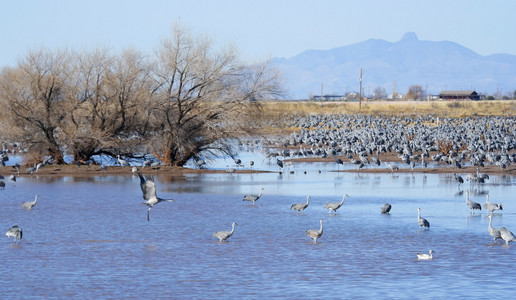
left=1, top=169, right=516, bottom=298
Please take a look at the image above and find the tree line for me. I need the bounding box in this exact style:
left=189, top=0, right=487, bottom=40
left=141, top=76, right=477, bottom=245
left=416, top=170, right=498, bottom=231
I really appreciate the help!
left=0, top=24, right=283, bottom=166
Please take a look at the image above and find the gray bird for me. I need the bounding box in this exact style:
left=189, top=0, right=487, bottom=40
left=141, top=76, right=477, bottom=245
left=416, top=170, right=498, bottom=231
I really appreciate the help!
left=306, top=219, right=323, bottom=243
left=324, top=194, right=348, bottom=214
left=498, top=227, right=516, bottom=245
left=418, top=208, right=430, bottom=229
left=138, top=173, right=175, bottom=221
left=290, top=196, right=310, bottom=212
left=5, top=225, right=22, bottom=243
left=465, top=191, right=481, bottom=214
left=381, top=203, right=392, bottom=214
left=21, top=195, right=38, bottom=210
left=487, top=214, right=502, bottom=243
left=117, top=155, right=130, bottom=167
left=213, top=222, right=237, bottom=242
left=484, top=195, right=503, bottom=213
left=243, top=187, right=264, bottom=205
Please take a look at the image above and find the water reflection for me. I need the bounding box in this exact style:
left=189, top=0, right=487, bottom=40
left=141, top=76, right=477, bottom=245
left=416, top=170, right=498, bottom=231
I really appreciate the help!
left=1, top=169, right=516, bottom=298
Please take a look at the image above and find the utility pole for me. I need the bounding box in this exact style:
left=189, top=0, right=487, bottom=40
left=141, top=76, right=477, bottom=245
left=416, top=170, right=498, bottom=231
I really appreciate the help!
left=359, top=67, right=363, bottom=110
left=320, top=83, right=323, bottom=106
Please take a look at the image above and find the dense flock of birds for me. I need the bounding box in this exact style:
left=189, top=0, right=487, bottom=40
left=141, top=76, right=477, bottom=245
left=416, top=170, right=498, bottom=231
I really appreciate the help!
left=262, top=114, right=515, bottom=172
left=2, top=114, right=516, bottom=260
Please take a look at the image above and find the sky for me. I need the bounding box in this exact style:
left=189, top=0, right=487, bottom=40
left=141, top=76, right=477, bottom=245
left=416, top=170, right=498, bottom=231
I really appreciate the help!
left=1, top=0, right=515, bottom=68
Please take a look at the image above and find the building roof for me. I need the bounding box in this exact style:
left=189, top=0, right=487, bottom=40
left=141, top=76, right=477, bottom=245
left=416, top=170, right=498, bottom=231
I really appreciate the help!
left=439, top=90, right=477, bottom=96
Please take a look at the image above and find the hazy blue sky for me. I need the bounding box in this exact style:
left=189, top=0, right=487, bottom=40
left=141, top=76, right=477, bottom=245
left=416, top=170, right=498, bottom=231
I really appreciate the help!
left=1, top=0, right=515, bottom=67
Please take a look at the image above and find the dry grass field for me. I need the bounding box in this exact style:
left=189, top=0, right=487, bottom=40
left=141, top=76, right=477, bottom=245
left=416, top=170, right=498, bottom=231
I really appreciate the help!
left=258, top=100, right=516, bottom=118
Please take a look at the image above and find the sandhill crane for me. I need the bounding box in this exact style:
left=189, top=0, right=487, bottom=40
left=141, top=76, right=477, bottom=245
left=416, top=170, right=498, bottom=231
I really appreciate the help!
left=35, top=159, right=49, bottom=173
left=381, top=203, right=392, bottom=214
left=117, top=155, right=130, bottom=167
left=476, top=168, right=489, bottom=181
left=306, top=219, right=323, bottom=243
left=498, top=227, right=516, bottom=245
left=5, top=225, right=22, bottom=243
left=324, top=194, right=348, bottom=214
left=213, top=222, right=237, bottom=242
left=417, top=250, right=434, bottom=260
left=386, top=163, right=399, bottom=173
left=243, top=187, right=264, bottom=205
left=484, top=195, right=503, bottom=214
left=487, top=214, right=502, bottom=243
left=290, top=196, right=310, bottom=212
left=138, top=173, right=175, bottom=221
left=21, top=195, right=38, bottom=210
left=334, top=156, right=343, bottom=171
left=454, top=173, right=464, bottom=185
left=418, top=208, right=430, bottom=229
left=465, top=191, right=481, bottom=214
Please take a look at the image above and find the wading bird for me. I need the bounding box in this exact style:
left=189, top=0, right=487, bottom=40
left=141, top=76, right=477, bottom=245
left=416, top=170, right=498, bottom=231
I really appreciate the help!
left=243, top=187, right=264, bottom=205
left=213, top=222, right=237, bottom=242
left=465, top=191, right=481, bottom=214
left=484, top=195, right=503, bottom=214
left=138, top=173, right=175, bottom=221
left=290, top=196, right=310, bottom=212
left=324, top=194, right=348, bottom=214
left=381, top=203, right=392, bottom=214
left=418, top=208, right=430, bottom=229
left=487, top=214, right=502, bottom=243
left=5, top=225, right=22, bottom=243
left=417, top=250, right=434, bottom=260
left=498, top=227, right=516, bottom=245
left=21, top=195, right=38, bottom=210
left=306, top=219, right=323, bottom=243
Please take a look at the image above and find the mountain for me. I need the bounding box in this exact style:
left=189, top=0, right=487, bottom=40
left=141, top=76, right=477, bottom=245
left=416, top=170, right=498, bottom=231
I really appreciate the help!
left=272, top=32, right=516, bottom=99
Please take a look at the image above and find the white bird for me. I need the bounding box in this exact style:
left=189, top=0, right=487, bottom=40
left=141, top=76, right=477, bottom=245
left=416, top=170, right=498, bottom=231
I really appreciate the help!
left=381, top=203, right=392, bottom=214
left=324, top=194, right=348, bottom=214
left=306, top=219, right=323, bottom=243
left=243, top=187, right=264, bottom=205
left=5, top=225, right=22, bottom=243
left=21, top=195, right=38, bottom=210
left=418, top=208, right=430, bottom=229
left=138, top=173, right=175, bottom=221
left=498, top=227, right=516, bottom=245
left=487, top=214, right=502, bottom=243
left=213, top=222, right=237, bottom=242
left=465, top=191, right=481, bottom=214
left=484, top=195, right=503, bottom=213
left=417, top=250, right=434, bottom=260
left=290, top=196, right=310, bottom=212
left=131, top=166, right=138, bottom=173
left=117, top=155, right=130, bottom=167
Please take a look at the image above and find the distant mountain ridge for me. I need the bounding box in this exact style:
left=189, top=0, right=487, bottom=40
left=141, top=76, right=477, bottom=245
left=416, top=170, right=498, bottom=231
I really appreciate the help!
left=272, top=32, right=516, bottom=99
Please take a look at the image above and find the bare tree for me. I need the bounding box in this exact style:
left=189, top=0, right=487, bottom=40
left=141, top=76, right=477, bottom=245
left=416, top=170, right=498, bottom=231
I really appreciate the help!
left=149, top=24, right=283, bottom=166
left=63, top=47, right=152, bottom=162
left=0, top=48, right=71, bottom=163
left=405, top=85, right=423, bottom=100
left=373, top=86, right=386, bottom=100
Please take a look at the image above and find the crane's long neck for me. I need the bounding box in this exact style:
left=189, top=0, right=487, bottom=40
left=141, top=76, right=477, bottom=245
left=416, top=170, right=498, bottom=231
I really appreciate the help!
left=231, top=223, right=236, bottom=234
left=486, top=195, right=490, bottom=203
left=418, top=209, right=421, bottom=219
left=319, top=220, right=323, bottom=233
left=258, top=189, right=263, bottom=197
left=34, top=195, right=38, bottom=204
left=306, top=196, right=310, bottom=204
left=340, top=195, right=347, bottom=205
left=465, top=192, right=470, bottom=203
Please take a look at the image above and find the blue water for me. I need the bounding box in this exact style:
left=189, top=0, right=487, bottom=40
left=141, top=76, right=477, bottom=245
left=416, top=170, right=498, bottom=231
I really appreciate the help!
left=1, top=169, right=515, bottom=298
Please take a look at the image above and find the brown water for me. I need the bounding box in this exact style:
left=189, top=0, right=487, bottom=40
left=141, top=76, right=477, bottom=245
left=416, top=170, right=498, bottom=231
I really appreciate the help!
left=1, top=172, right=515, bottom=298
